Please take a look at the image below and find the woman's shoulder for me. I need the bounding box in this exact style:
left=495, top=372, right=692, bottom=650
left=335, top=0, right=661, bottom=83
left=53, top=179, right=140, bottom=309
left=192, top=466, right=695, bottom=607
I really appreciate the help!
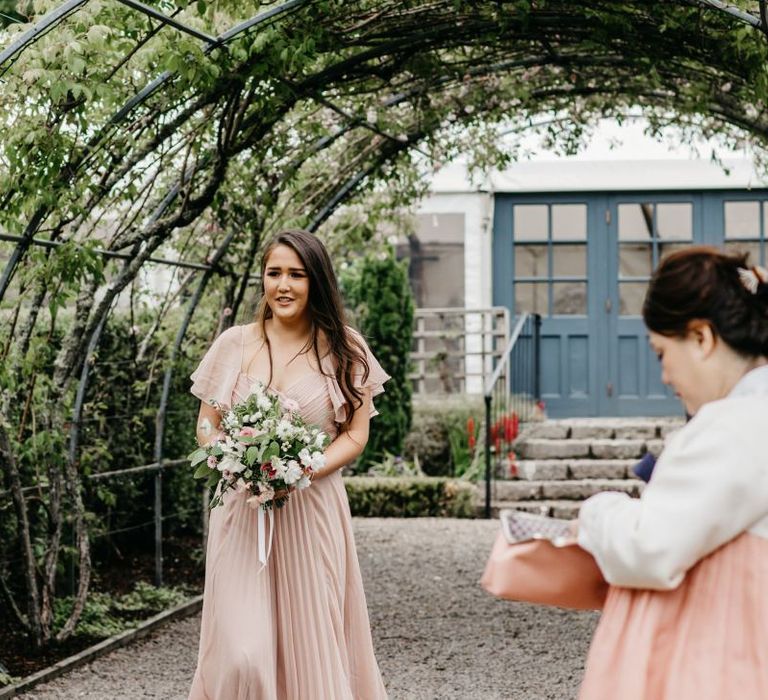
left=237, top=322, right=264, bottom=347
left=671, top=395, right=766, bottom=456
left=343, top=325, right=371, bottom=350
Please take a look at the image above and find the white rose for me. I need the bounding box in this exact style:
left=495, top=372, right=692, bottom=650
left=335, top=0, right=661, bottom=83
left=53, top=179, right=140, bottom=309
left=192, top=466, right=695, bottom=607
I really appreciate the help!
left=296, top=475, right=311, bottom=490
left=298, top=448, right=312, bottom=467
left=219, top=454, right=244, bottom=474
left=271, top=456, right=287, bottom=479
left=310, top=451, right=326, bottom=471
left=285, top=460, right=303, bottom=484
left=276, top=419, right=293, bottom=440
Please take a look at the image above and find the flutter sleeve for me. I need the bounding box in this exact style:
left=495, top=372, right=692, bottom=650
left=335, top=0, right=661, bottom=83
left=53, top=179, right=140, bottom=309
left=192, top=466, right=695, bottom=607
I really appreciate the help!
left=189, top=326, right=241, bottom=410
left=324, top=328, right=391, bottom=424
left=577, top=397, right=768, bottom=591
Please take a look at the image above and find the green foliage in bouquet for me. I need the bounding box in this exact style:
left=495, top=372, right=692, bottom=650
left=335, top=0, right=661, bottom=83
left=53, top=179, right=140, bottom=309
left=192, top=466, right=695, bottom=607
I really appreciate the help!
left=189, top=381, right=328, bottom=510
left=341, top=248, right=414, bottom=469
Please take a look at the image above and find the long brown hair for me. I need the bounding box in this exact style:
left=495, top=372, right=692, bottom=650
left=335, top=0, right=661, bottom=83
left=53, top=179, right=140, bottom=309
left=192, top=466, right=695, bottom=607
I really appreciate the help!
left=643, top=246, right=768, bottom=357
left=255, top=229, right=370, bottom=423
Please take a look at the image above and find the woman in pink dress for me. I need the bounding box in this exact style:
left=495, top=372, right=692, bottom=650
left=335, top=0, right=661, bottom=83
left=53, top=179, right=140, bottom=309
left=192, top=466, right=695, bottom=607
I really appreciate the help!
left=577, top=247, right=768, bottom=700
left=187, top=229, right=389, bottom=699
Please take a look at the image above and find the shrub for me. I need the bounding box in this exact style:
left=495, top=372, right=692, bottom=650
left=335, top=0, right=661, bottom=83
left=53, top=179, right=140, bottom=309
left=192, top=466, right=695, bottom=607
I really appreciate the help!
left=53, top=582, right=191, bottom=640
left=341, top=249, right=414, bottom=468
left=343, top=476, right=476, bottom=518
left=404, top=397, right=484, bottom=477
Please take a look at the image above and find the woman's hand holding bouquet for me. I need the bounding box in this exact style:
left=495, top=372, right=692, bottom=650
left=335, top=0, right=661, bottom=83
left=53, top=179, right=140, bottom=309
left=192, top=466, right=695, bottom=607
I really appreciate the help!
left=189, top=381, right=330, bottom=511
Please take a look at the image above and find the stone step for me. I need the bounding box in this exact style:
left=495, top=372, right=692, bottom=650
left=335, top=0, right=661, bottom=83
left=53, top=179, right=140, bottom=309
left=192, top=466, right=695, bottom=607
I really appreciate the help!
left=520, top=417, right=684, bottom=441
left=516, top=459, right=637, bottom=480
left=515, top=438, right=662, bottom=460
left=491, top=478, right=644, bottom=501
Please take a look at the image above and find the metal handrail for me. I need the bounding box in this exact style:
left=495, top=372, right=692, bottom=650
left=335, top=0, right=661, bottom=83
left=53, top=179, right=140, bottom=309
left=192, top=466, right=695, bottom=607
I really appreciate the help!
left=483, top=313, right=542, bottom=518
left=483, top=313, right=532, bottom=398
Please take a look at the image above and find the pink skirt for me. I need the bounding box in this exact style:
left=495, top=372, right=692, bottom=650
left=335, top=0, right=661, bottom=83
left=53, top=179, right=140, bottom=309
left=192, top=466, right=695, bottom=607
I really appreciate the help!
left=579, top=532, right=768, bottom=700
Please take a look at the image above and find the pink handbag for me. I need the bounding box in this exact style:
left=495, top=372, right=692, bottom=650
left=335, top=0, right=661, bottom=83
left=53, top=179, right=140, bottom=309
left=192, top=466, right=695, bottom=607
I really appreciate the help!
left=480, top=510, right=608, bottom=611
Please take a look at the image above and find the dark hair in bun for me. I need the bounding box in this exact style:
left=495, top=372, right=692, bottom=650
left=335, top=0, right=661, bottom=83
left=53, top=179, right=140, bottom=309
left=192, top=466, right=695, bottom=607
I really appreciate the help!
left=643, top=246, right=768, bottom=357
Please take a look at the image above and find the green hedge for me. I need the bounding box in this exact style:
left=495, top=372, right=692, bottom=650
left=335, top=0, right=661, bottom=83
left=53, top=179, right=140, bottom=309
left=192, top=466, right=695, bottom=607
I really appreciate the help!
left=340, top=249, right=414, bottom=468
left=343, top=476, right=476, bottom=518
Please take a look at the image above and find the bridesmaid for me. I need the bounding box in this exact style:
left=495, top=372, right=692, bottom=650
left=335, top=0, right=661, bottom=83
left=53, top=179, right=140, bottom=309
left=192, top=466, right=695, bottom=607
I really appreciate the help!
left=576, top=247, right=768, bottom=699
left=187, top=229, right=389, bottom=699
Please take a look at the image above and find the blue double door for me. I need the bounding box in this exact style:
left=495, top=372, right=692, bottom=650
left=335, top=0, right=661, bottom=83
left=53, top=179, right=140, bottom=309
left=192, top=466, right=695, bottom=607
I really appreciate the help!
left=493, top=190, right=768, bottom=417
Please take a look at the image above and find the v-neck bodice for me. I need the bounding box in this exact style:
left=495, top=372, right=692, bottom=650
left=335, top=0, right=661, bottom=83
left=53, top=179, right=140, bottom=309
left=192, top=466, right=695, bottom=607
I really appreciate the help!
left=190, top=324, right=391, bottom=441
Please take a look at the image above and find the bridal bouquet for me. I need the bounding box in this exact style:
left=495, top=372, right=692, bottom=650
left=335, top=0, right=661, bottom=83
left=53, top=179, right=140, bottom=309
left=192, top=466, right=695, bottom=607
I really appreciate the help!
left=188, top=380, right=330, bottom=511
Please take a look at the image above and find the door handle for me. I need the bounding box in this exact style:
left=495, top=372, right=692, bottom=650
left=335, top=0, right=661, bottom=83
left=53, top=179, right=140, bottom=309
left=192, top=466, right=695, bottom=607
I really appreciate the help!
left=605, top=298, right=613, bottom=313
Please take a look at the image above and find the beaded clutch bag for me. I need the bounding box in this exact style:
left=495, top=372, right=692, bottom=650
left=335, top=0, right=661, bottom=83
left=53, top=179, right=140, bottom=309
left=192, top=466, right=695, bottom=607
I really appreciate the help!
left=481, top=509, right=608, bottom=610
left=500, top=509, right=573, bottom=545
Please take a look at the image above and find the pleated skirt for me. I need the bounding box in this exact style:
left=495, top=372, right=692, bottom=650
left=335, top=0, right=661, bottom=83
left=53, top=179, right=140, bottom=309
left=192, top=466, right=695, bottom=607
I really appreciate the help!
left=188, top=471, right=387, bottom=699
left=579, top=531, right=768, bottom=700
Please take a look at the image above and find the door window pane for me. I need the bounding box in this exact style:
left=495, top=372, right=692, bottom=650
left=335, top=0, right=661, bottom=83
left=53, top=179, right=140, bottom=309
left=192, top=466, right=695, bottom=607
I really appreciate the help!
left=618, top=203, right=654, bottom=240
left=514, top=205, right=548, bottom=241
left=552, top=204, right=587, bottom=241
left=725, top=201, right=760, bottom=239
left=724, top=241, right=763, bottom=266
left=553, top=244, right=587, bottom=277
left=514, top=245, right=548, bottom=278
left=657, top=203, right=692, bottom=240
left=619, top=282, right=648, bottom=316
left=658, top=242, right=689, bottom=262
left=619, top=243, right=653, bottom=278
left=514, top=282, right=548, bottom=315
left=553, top=282, right=587, bottom=315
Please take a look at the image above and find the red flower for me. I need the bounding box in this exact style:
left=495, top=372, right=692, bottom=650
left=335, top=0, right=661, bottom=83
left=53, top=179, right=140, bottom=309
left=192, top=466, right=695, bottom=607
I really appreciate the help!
left=507, top=451, right=518, bottom=478
left=467, top=416, right=476, bottom=451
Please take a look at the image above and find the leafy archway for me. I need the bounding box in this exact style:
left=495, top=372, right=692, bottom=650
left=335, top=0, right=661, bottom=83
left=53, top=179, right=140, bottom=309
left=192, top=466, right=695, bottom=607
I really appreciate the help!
left=2, top=0, right=767, bottom=647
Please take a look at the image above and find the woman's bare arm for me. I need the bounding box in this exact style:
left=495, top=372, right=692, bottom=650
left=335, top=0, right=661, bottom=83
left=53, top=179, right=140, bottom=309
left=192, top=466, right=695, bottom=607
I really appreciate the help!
left=312, top=389, right=372, bottom=480
left=196, top=401, right=223, bottom=446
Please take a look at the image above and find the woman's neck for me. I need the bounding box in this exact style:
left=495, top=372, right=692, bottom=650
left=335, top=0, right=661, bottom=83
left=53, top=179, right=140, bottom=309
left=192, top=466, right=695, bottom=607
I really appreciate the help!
left=265, top=315, right=311, bottom=342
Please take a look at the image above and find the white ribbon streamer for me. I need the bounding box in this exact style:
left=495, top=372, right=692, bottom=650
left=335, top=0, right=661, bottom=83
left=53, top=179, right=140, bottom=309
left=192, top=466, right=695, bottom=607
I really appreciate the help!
left=257, top=507, right=274, bottom=571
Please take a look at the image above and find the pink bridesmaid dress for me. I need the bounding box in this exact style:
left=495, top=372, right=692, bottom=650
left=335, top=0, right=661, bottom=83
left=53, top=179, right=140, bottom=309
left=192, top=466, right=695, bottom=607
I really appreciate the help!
left=577, top=365, right=768, bottom=700
left=187, top=325, right=389, bottom=700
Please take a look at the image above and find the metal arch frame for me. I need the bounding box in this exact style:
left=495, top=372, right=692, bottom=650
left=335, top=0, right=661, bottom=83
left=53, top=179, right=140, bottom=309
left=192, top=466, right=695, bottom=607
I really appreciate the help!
left=0, top=34, right=746, bottom=298
left=0, top=232, right=215, bottom=272
left=0, top=0, right=88, bottom=79
left=106, top=0, right=312, bottom=128
left=0, top=0, right=312, bottom=302
left=683, top=0, right=761, bottom=28
left=114, top=0, right=220, bottom=46
left=150, top=225, right=237, bottom=586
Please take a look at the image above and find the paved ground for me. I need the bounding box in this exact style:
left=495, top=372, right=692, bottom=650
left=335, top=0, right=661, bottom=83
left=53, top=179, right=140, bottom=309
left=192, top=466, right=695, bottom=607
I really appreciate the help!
left=20, top=519, right=597, bottom=699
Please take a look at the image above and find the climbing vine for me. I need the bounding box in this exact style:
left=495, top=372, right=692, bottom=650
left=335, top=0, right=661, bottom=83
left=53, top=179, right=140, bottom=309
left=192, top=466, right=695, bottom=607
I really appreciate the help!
left=2, top=0, right=768, bottom=648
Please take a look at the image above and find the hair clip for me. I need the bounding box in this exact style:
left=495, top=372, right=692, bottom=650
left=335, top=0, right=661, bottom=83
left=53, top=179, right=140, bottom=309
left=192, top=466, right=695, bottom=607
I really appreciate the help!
left=738, top=265, right=768, bottom=295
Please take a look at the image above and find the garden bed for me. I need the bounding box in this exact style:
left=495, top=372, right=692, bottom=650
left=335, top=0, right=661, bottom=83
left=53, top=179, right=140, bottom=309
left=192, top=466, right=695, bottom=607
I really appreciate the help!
left=0, top=534, right=204, bottom=684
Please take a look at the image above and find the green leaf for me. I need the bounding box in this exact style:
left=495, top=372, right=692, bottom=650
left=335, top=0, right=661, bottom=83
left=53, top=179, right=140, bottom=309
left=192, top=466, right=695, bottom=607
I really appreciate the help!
left=246, top=445, right=259, bottom=466
left=196, top=0, right=207, bottom=15
left=262, top=441, right=280, bottom=462
left=206, top=471, right=220, bottom=488
left=193, top=463, right=213, bottom=479
left=188, top=448, right=208, bottom=466
left=69, top=56, right=86, bottom=75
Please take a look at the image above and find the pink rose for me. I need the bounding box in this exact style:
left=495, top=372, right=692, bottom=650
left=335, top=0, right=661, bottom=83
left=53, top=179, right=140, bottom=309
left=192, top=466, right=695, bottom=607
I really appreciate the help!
left=207, top=456, right=218, bottom=469
left=246, top=484, right=275, bottom=509
left=238, top=427, right=257, bottom=437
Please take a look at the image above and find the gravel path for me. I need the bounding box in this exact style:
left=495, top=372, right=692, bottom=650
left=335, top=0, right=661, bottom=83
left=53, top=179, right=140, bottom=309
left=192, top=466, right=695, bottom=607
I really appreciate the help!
left=20, top=518, right=598, bottom=699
